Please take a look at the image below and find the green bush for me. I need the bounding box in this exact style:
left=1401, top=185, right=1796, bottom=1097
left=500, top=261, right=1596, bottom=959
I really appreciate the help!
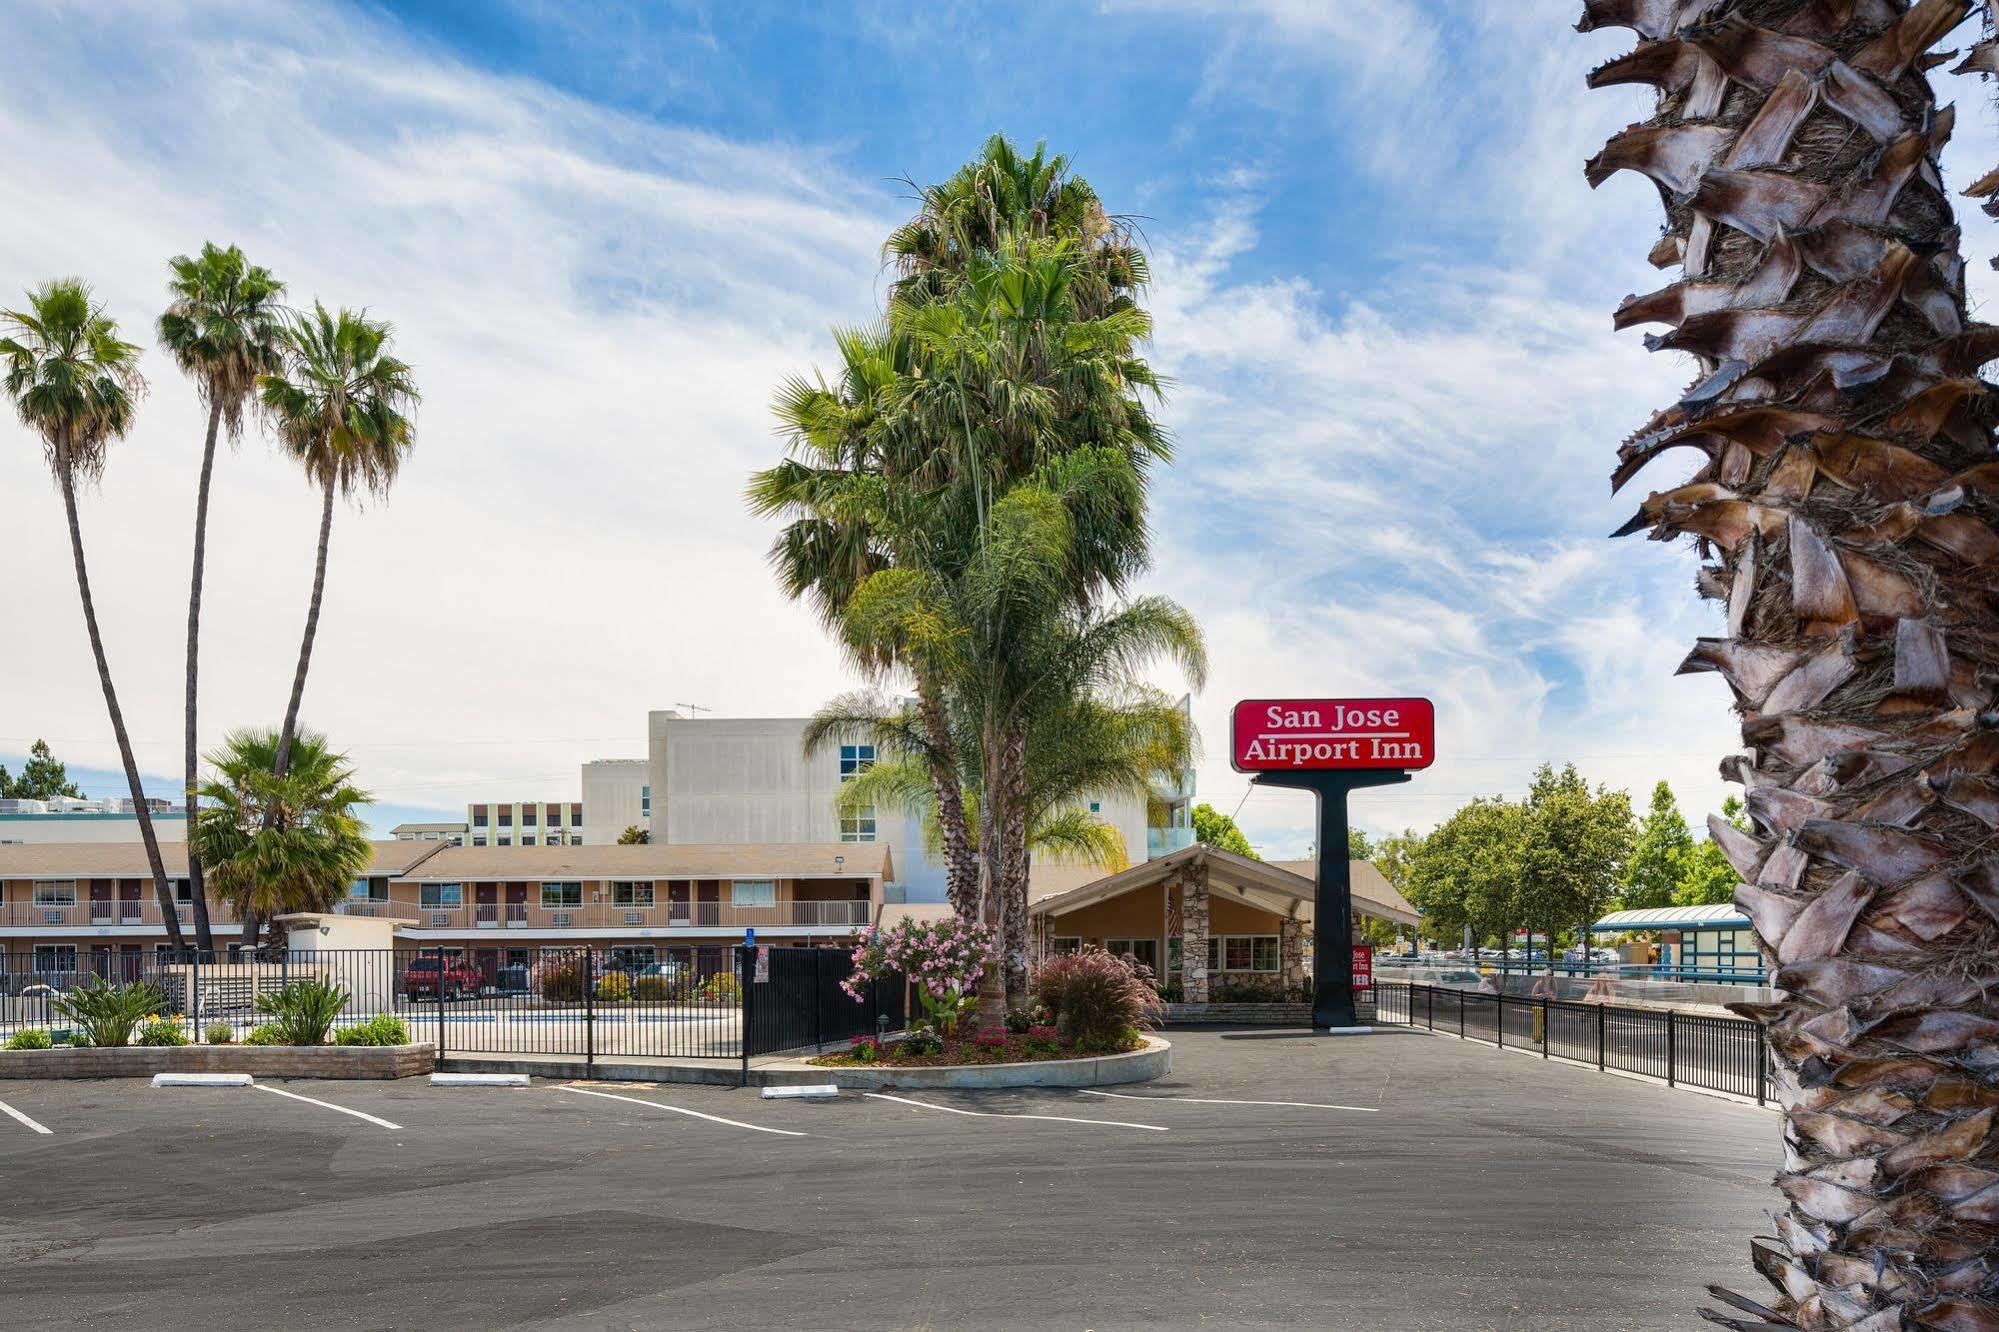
left=138, top=1017, right=190, bottom=1047
left=533, top=953, right=587, bottom=1002
left=632, top=974, right=679, bottom=1001
left=204, top=1022, right=234, bottom=1045
left=699, top=971, right=741, bottom=1005
left=253, top=977, right=350, bottom=1046
left=900, top=1024, right=944, bottom=1057
left=332, top=1014, right=410, bottom=1047
left=243, top=1023, right=284, bottom=1046
left=5, top=1028, right=52, bottom=1050
left=52, top=977, right=166, bottom=1047
left=594, top=972, right=632, bottom=1003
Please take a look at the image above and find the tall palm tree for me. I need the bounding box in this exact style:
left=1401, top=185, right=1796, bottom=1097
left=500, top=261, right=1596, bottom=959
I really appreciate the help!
left=1, top=280, right=186, bottom=953
left=190, top=727, right=371, bottom=953
left=257, top=303, right=417, bottom=778
left=157, top=242, right=287, bottom=958
left=1582, top=4, right=1999, bottom=1326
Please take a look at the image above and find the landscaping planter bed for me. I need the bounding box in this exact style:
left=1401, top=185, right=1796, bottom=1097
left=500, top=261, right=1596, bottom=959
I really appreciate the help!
left=0, top=1043, right=435, bottom=1080
left=1162, top=1001, right=1376, bottom=1025
left=783, top=1035, right=1169, bottom=1089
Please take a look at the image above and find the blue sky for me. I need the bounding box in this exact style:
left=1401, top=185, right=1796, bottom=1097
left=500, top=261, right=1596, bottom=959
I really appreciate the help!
left=5, top=1, right=1995, bottom=854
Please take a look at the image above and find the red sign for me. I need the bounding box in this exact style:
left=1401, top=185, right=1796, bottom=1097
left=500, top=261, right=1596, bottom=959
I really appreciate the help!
left=1230, top=698, right=1435, bottom=772
left=1352, top=945, right=1373, bottom=992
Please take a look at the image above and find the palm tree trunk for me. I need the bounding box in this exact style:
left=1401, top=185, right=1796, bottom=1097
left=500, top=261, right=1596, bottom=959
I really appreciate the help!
left=1584, top=6, right=1999, bottom=1326
left=59, top=467, right=185, bottom=955
left=275, top=474, right=335, bottom=779
left=915, top=672, right=978, bottom=917
left=182, top=399, right=223, bottom=958
left=971, top=734, right=1007, bottom=1035
left=998, top=715, right=1031, bottom=1012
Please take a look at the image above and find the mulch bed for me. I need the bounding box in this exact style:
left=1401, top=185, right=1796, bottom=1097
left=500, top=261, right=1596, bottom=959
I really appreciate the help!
left=809, top=1033, right=1144, bottom=1068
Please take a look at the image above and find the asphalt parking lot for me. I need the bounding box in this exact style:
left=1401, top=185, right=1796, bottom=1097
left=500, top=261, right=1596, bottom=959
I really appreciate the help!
left=0, top=1028, right=1778, bottom=1331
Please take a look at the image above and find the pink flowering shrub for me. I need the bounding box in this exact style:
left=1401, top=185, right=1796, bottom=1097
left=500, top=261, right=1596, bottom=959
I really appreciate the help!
left=841, top=918, right=998, bottom=1036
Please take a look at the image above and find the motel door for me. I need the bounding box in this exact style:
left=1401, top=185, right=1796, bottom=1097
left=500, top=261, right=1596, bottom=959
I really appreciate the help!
left=118, top=881, right=142, bottom=924
left=90, top=881, right=113, bottom=923
left=696, top=881, right=719, bottom=927
left=475, top=884, right=498, bottom=927
left=668, top=882, right=691, bottom=925
left=118, top=944, right=143, bottom=981
left=505, top=884, right=528, bottom=926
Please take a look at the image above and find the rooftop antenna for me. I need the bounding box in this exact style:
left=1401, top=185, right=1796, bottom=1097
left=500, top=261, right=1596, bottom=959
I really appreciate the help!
left=675, top=703, right=711, bottom=719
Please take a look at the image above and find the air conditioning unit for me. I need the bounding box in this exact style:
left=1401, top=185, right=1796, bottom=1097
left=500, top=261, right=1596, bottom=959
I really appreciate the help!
left=429, top=913, right=448, bottom=926
left=552, top=913, right=573, bottom=927
left=623, top=912, right=642, bottom=925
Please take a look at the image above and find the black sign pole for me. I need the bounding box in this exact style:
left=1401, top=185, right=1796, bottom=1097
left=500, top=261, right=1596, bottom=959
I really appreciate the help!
left=1250, top=768, right=1411, bottom=1030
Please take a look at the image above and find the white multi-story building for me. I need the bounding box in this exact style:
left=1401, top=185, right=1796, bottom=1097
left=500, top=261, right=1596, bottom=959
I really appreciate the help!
left=464, top=800, right=586, bottom=848
left=580, top=759, right=649, bottom=843
left=576, top=705, right=1197, bottom=904
left=0, top=798, right=189, bottom=845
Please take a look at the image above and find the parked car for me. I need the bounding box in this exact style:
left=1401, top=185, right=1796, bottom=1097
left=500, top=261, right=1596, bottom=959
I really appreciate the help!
left=403, top=955, right=481, bottom=1001
left=637, top=960, right=686, bottom=983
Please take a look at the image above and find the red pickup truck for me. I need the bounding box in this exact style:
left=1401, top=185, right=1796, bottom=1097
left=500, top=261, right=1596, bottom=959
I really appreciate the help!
left=402, top=955, right=482, bottom=1001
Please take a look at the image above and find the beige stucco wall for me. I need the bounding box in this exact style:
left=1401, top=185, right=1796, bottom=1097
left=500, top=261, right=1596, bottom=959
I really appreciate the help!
left=580, top=759, right=647, bottom=843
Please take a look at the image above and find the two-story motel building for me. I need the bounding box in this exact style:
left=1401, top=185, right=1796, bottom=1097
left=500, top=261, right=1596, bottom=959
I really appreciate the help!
left=0, top=839, right=890, bottom=977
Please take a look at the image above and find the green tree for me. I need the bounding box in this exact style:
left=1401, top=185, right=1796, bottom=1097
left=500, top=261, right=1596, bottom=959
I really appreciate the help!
left=1673, top=796, right=1748, bottom=906
left=1404, top=798, right=1523, bottom=953
left=257, top=303, right=418, bottom=778
left=1622, top=781, right=1693, bottom=911
left=2, top=280, right=185, bottom=953
left=189, top=727, right=372, bottom=953
left=616, top=825, right=650, bottom=845
left=157, top=241, right=288, bottom=958
left=1515, top=764, right=1634, bottom=958
left=9, top=739, right=85, bottom=801
left=1191, top=802, right=1257, bottom=859
left=1347, top=828, right=1375, bottom=861
left=1371, top=828, right=1425, bottom=895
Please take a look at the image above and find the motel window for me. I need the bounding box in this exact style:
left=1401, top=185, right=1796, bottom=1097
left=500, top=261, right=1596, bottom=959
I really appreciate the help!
left=1051, top=937, right=1082, bottom=956
left=498, top=810, right=512, bottom=827
left=541, top=882, right=584, bottom=909
left=521, top=836, right=537, bottom=847
left=1253, top=937, right=1280, bottom=972
left=420, top=884, right=463, bottom=909
left=472, top=836, right=487, bottom=847
left=33, top=944, right=76, bottom=973
left=611, top=881, right=654, bottom=908
left=731, top=879, right=776, bottom=908
left=609, top=945, right=656, bottom=971
left=840, top=810, right=876, bottom=843
left=641, top=785, right=651, bottom=816
left=471, top=807, right=489, bottom=827
left=1206, top=935, right=1280, bottom=973
left=498, top=836, right=512, bottom=847
left=32, top=880, right=76, bottom=906
left=155, top=944, right=177, bottom=964
left=545, top=804, right=563, bottom=825
left=173, top=880, right=195, bottom=903
left=570, top=804, right=582, bottom=824
left=521, top=808, right=537, bottom=826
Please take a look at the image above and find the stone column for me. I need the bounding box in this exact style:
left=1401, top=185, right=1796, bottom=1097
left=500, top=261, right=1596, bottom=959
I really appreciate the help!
left=1279, top=914, right=1304, bottom=992
left=1182, top=866, right=1210, bottom=1003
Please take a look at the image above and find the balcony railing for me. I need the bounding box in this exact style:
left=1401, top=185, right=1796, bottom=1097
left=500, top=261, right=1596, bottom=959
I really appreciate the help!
left=1147, top=826, right=1196, bottom=859
left=1, top=899, right=237, bottom=928
left=391, top=899, right=873, bottom=931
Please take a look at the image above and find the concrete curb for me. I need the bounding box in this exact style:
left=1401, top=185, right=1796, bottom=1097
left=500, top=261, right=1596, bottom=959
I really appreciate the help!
left=766, top=1035, right=1171, bottom=1090
left=0, top=1043, right=436, bottom=1080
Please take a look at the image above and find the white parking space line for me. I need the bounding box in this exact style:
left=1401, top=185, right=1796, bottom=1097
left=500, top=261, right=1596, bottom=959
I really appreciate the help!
left=253, top=1084, right=403, bottom=1130
left=558, top=1085, right=806, bottom=1138
left=864, top=1092, right=1168, bottom=1132
left=1079, top=1090, right=1379, bottom=1113
left=0, top=1095, right=52, bottom=1136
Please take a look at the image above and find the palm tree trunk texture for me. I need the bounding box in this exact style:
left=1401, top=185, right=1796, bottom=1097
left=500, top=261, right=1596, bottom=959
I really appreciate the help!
left=916, top=675, right=980, bottom=918
left=1583, top=4, right=1999, bottom=1327
left=275, top=473, right=336, bottom=780
left=998, top=716, right=1033, bottom=1012
left=182, top=399, right=224, bottom=958
left=973, top=743, right=1008, bottom=1034
left=60, top=468, right=186, bottom=955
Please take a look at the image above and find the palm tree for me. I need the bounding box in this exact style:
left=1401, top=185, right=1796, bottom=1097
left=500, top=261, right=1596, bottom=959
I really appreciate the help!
left=257, top=303, right=417, bottom=778
left=1582, top=6, right=1999, bottom=1326
left=157, top=242, right=287, bottom=958
left=189, top=727, right=371, bottom=954
left=1, top=280, right=186, bottom=954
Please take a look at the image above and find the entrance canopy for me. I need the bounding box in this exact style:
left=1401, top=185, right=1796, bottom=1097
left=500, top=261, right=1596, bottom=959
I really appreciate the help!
left=1030, top=843, right=1419, bottom=928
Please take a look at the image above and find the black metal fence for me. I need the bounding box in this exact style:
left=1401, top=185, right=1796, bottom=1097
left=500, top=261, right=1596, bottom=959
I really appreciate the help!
left=0, top=945, right=907, bottom=1069
left=1372, top=981, right=1769, bottom=1102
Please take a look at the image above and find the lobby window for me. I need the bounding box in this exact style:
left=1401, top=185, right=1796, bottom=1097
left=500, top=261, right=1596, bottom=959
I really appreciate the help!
left=1051, top=937, right=1082, bottom=956
left=1106, top=938, right=1160, bottom=972
left=611, top=881, right=654, bottom=908
left=731, top=879, right=776, bottom=908
left=541, top=882, right=584, bottom=909
left=1208, top=935, right=1279, bottom=973
left=419, top=883, right=463, bottom=909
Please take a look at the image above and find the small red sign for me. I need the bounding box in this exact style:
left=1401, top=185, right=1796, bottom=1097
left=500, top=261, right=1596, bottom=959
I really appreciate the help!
left=1230, top=698, right=1436, bottom=772
left=1352, top=945, right=1373, bottom=992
